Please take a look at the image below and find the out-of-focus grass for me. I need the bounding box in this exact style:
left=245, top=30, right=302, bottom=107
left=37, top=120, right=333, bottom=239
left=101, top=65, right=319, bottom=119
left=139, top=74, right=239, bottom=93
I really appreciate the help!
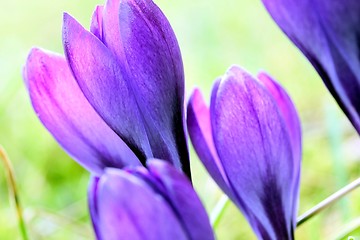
left=0, top=0, right=359, bottom=239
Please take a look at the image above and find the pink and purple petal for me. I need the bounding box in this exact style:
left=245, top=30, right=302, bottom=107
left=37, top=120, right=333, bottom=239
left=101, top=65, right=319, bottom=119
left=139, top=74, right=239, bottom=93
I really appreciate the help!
left=257, top=72, right=301, bottom=163
left=90, top=5, right=104, bottom=40
left=88, top=176, right=100, bottom=239
left=62, top=13, right=153, bottom=163
left=146, top=160, right=214, bottom=240
left=258, top=72, right=302, bottom=227
left=187, top=87, right=234, bottom=198
left=262, top=0, right=360, bottom=135
left=211, top=66, right=295, bottom=239
left=23, top=48, right=140, bottom=175
left=102, top=0, right=188, bottom=167
left=101, top=0, right=125, bottom=59
left=117, top=0, right=189, bottom=175
left=92, top=168, right=187, bottom=240
left=63, top=1, right=190, bottom=176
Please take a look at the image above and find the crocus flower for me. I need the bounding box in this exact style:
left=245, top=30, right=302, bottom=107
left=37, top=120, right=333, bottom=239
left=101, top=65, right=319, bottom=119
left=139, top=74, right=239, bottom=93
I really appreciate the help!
left=23, top=0, right=190, bottom=177
left=88, top=159, right=214, bottom=240
left=262, top=0, right=360, bottom=135
left=187, top=66, right=301, bottom=239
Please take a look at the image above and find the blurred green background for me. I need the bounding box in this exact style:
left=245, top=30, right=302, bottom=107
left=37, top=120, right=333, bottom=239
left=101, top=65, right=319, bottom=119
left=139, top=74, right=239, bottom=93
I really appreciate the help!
left=1, top=0, right=360, bottom=239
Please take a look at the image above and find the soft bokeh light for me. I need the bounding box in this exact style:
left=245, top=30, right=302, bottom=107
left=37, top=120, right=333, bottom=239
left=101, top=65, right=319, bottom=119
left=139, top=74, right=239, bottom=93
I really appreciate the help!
left=1, top=0, right=359, bottom=239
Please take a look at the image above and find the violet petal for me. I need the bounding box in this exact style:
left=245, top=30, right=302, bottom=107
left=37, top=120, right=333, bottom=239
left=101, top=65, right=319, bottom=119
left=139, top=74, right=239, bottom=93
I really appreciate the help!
left=62, top=13, right=152, bottom=162
left=101, top=0, right=125, bottom=59
left=262, top=0, right=360, bottom=135
left=117, top=0, right=189, bottom=175
left=211, top=66, right=295, bottom=239
left=88, top=176, right=101, bottom=239
left=146, top=160, right=214, bottom=240
left=90, top=5, right=104, bottom=40
left=187, top=87, right=233, bottom=197
left=258, top=72, right=302, bottom=227
left=23, top=48, right=140, bottom=175
left=94, top=168, right=187, bottom=240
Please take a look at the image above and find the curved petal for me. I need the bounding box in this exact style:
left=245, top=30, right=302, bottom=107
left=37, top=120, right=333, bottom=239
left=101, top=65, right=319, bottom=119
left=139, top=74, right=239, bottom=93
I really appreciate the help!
left=23, top=48, right=140, bottom=175
left=319, top=1, right=360, bottom=77
left=257, top=72, right=301, bottom=162
left=211, top=66, right=295, bottom=239
left=117, top=0, right=190, bottom=176
left=90, top=5, right=104, bottom=40
left=62, top=13, right=153, bottom=163
left=94, top=168, right=187, bottom=240
left=88, top=176, right=101, bottom=239
left=257, top=72, right=302, bottom=228
left=146, top=160, right=214, bottom=240
left=101, top=0, right=125, bottom=59
left=187, top=87, right=234, bottom=198
left=262, top=0, right=360, bottom=135
left=102, top=0, right=189, bottom=173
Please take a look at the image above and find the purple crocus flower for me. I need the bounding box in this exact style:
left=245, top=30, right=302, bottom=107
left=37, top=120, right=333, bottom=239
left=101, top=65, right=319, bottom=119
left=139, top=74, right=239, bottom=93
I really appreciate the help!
left=88, top=159, right=214, bottom=240
left=187, top=66, right=302, bottom=239
left=23, top=0, right=190, bottom=177
left=262, top=0, right=360, bottom=134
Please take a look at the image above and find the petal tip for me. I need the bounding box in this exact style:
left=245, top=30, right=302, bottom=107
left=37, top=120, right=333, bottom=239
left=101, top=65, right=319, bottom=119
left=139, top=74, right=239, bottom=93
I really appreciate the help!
left=225, top=64, right=246, bottom=76
left=62, top=12, right=72, bottom=26
left=26, top=47, right=45, bottom=63
left=224, top=65, right=253, bottom=84
left=63, top=12, right=71, bottom=21
left=189, top=88, right=202, bottom=102
left=256, top=70, right=269, bottom=79
left=62, top=12, right=80, bottom=41
left=23, top=47, right=44, bottom=88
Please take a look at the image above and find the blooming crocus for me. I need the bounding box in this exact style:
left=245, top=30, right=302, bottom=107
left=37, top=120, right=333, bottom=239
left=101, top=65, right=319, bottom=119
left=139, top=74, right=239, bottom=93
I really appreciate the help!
left=187, top=66, right=301, bottom=239
left=23, top=0, right=190, bottom=177
left=262, top=0, right=360, bottom=134
left=88, top=159, right=214, bottom=240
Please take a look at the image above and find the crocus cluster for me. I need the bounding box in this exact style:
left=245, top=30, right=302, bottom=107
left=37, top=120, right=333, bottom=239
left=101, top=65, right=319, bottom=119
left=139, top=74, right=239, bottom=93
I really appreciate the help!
left=187, top=66, right=301, bottom=240
left=23, top=0, right=190, bottom=178
left=23, top=0, right=211, bottom=238
left=23, top=0, right=309, bottom=239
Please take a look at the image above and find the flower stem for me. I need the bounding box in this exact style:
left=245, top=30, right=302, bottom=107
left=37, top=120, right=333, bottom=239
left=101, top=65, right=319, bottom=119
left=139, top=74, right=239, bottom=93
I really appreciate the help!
left=211, top=195, right=230, bottom=228
left=297, top=177, right=360, bottom=227
left=0, top=146, right=29, bottom=240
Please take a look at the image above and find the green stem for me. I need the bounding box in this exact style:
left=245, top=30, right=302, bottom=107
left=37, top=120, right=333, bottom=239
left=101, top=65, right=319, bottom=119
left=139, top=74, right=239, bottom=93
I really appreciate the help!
left=0, top=146, right=29, bottom=240
left=211, top=195, right=230, bottom=228
left=297, top=177, right=360, bottom=227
